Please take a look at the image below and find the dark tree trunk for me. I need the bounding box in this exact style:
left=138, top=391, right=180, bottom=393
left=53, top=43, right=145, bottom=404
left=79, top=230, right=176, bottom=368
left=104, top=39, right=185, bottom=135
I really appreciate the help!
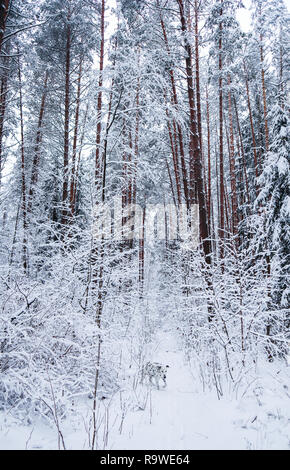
left=227, top=75, right=238, bottom=235
left=95, top=0, right=105, bottom=190
left=0, top=0, right=9, bottom=54
left=0, top=52, right=9, bottom=188
left=218, top=0, right=225, bottom=256
left=177, top=0, right=211, bottom=263
left=243, top=59, right=258, bottom=184
left=61, top=18, right=71, bottom=225
left=70, top=59, right=82, bottom=216
left=28, top=71, right=48, bottom=214
left=18, top=56, right=28, bottom=273
left=159, top=11, right=189, bottom=207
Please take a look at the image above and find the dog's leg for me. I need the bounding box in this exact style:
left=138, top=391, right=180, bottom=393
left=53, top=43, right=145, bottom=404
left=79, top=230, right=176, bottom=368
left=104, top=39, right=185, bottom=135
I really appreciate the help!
left=155, top=375, right=160, bottom=390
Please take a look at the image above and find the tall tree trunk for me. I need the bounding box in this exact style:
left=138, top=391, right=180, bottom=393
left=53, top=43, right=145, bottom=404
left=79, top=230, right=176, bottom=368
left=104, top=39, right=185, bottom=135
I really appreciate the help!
left=218, top=0, right=225, bottom=256
left=101, top=36, right=119, bottom=204
left=132, top=74, right=140, bottom=207
left=61, top=17, right=71, bottom=225
left=260, top=34, right=269, bottom=152
left=193, top=0, right=208, bottom=211
left=73, top=102, right=89, bottom=211
left=194, top=0, right=203, bottom=160
left=95, top=0, right=105, bottom=189
left=177, top=0, right=211, bottom=263
left=70, top=59, right=82, bottom=216
left=0, top=52, right=9, bottom=188
left=224, top=182, right=230, bottom=234
left=227, top=75, right=238, bottom=235
left=92, top=0, right=108, bottom=412
left=139, top=207, right=146, bottom=297
left=0, top=0, right=9, bottom=54
left=165, top=99, right=182, bottom=205
left=233, top=96, right=250, bottom=207
left=128, top=129, right=134, bottom=209
left=28, top=71, right=48, bottom=214
left=18, top=56, right=28, bottom=273
left=166, top=158, right=177, bottom=207
left=206, top=85, right=211, bottom=231
left=279, top=37, right=284, bottom=109
left=121, top=119, right=128, bottom=235
left=243, top=59, right=258, bottom=183
left=128, top=75, right=140, bottom=249
left=159, top=10, right=189, bottom=207
left=9, top=196, right=21, bottom=268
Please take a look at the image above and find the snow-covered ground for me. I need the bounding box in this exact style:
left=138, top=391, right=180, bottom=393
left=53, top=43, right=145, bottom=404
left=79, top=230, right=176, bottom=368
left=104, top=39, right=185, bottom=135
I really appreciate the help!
left=0, top=330, right=289, bottom=450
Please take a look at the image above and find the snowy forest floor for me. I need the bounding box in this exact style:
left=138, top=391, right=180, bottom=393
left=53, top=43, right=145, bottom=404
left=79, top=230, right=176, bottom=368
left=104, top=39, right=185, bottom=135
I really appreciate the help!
left=0, top=326, right=289, bottom=450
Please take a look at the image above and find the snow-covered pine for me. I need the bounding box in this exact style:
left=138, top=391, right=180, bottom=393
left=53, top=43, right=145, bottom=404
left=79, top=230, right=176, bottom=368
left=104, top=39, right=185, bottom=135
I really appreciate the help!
left=255, top=102, right=290, bottom=354
left=0, top=0, right=289, bottom=450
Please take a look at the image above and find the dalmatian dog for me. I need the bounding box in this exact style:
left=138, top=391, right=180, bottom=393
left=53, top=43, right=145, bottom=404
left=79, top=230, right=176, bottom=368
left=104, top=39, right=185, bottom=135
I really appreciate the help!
left=141, top=362, right=169, bottom=389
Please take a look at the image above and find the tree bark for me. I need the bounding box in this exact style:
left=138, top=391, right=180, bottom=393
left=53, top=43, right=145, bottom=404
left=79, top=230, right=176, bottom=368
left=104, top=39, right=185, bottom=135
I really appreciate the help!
left=139, top=207, right=146, bottom=297
left=73, top=102, right=89, bottom=211
left=243, top=59, right=258, bottom=183
left=159, top=10, right=189, bottom=207
left=61, top=16, right=71, bottom=225
left=165, top=100, right=182, bottom=205
left=194, top=0, right=203, bottom=161
left=0, top=52, right=9, bottom=188
left=260, top=34, right=269, bottom=152
left=0, top=0, right=9, bottom=54
left=70, top=59, right=82, bottom=216
left=206, top=85, right=211, bottom=231
left=95, top=0, right=105, bottom=189
left=18, top=56, right=28, bottom=273
left=227, top=75, right=238, bottom=235
left=177, top=0, right=211, bottom=262
left=28, top=71, right=48, bottom=214
left=218, top=0, right=225, bottom=255
left=233, top=96, right=250, bottom=207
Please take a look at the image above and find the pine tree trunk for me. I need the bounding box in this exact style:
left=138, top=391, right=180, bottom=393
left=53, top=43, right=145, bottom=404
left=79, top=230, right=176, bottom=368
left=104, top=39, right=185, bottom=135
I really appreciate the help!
left=233, top=96, right=250, bottom=207
left=260, top=35, right=269, bottom=152
left=243, top=59, right=258, bottom=182
left=70, top=59, right=82, bottom=216
left=18, top=56, right=28, bottom=273
left=194, top=0, right=203, bottom=161
left=139, top=207, right=146, bottom=297
left=177, top=0, right=211, bottom=262
left=227, top=75, right=238, bottom=235
left=218, top=0, right=225, bottom=255
left=101, top=37, right=118, bottom=204
left=61, top=18, right=71, bottom=225
left=28, top=71, right=48, bottom=214
left=206, top=85, right=211, bottom=231
left=73, top=102, right=89, bottom=210
left=166, top=158, right=177, bottom=207
left=132, top=75, right=139, bottom=207
left=121, top=119, right=128, bottom=235
left=0, top=0, right=9, bottom=54
left=92, top=2, right=108, bottom=408
left=193, top=0, right=208, bottom=211
left=279, top=38, right=284, bottom=109
left=95, top=0, right=105, bottom=189
left=159, top=12, right=189, bottom=207
left=0, top=53, right=9, bottom=188
left=165, top=102, right=182, bottom=205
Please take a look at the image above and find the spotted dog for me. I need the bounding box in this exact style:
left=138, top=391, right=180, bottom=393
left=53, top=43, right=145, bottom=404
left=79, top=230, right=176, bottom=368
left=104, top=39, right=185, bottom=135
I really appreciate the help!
left=141, top=362, right=169, bottom=389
